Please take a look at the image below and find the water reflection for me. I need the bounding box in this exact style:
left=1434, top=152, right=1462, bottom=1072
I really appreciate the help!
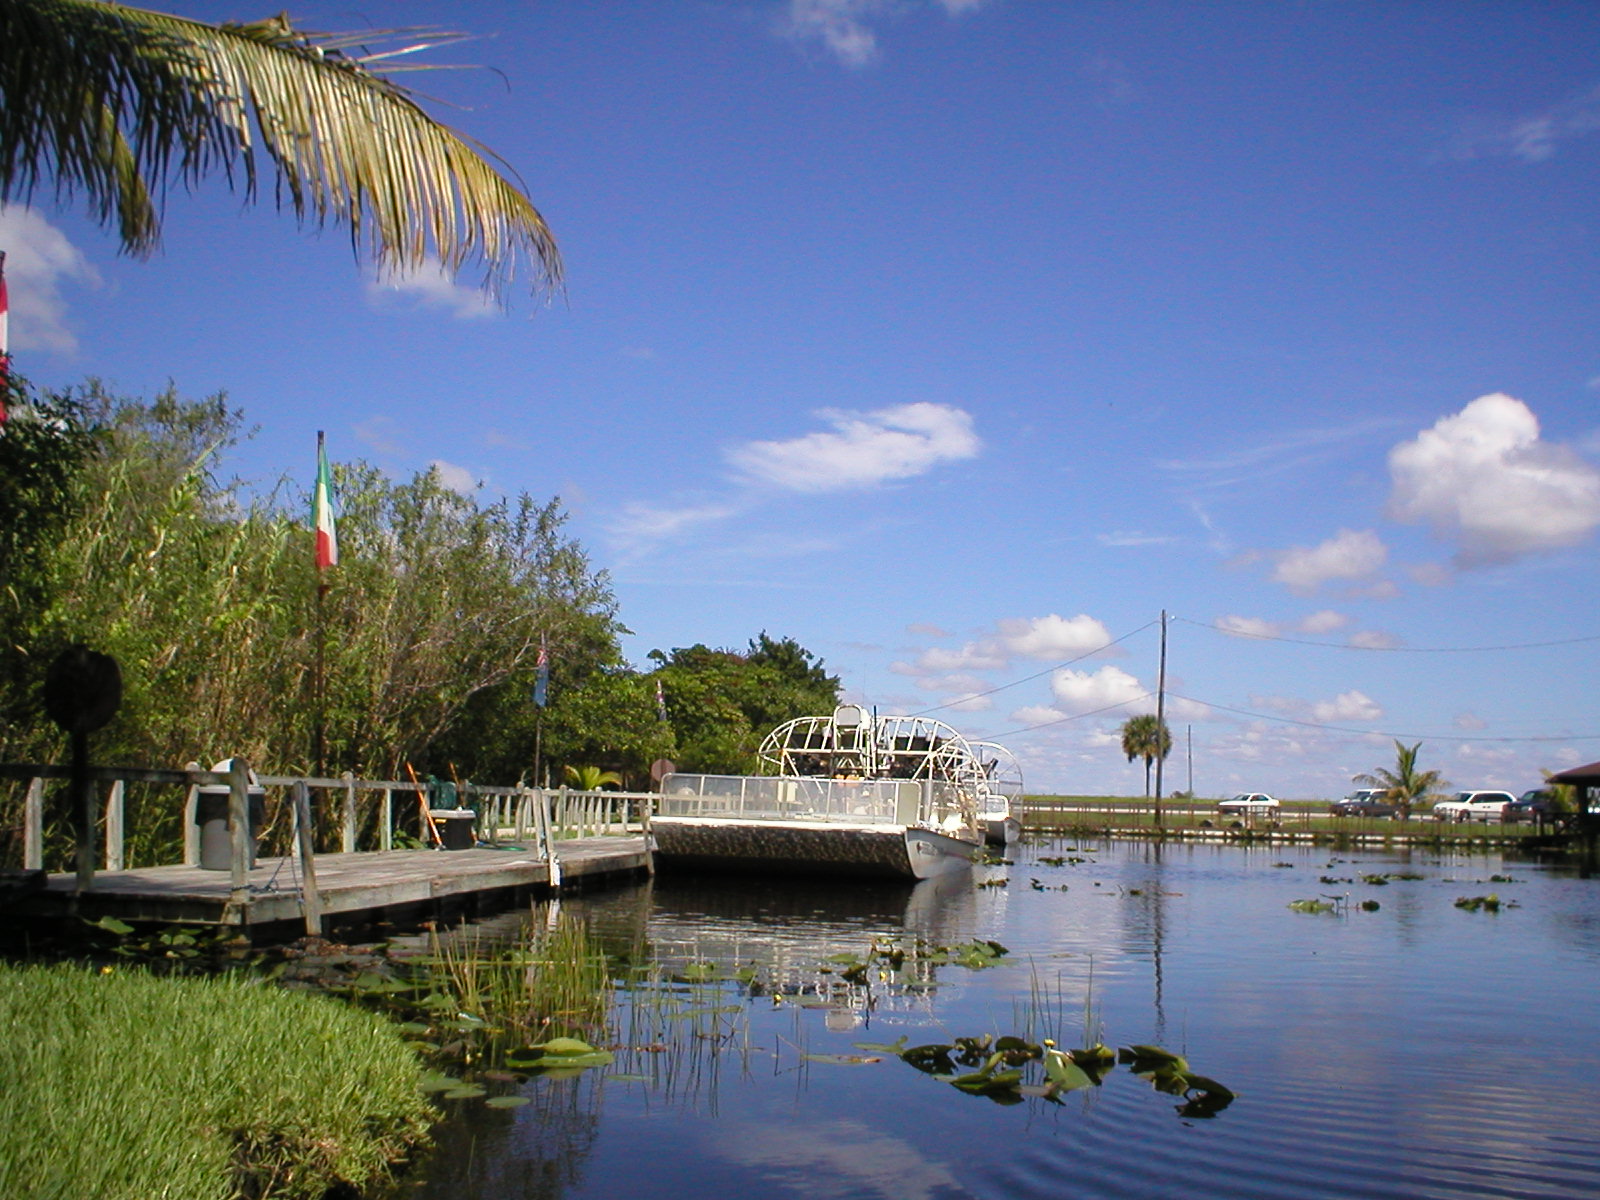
left=395, top=839, right=1600, bottom=1200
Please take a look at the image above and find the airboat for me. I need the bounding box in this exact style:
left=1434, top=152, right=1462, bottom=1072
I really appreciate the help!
left=972, top=740, right=1025, bottom=846
left=653, top=705, right=1018, bottom=881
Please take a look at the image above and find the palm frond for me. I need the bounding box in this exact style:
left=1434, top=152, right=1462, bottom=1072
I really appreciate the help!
left=0, top=0, right=560, bottom=300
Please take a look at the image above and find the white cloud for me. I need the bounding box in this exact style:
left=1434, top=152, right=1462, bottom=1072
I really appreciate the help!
left=1447, top=83, right=1600, bottom=163
left=1299, top=610, right=1349, bottom=635
left=1049, top=665, right=1148, bottom=715
left=1097, top=530, right=1176, bottom=547
left=367, top=259, right=498, bottom=319
left=1454, top=711, right=1488, bottom=731
left=996, top=613, right=1112, bottom=660
left=608, top=500, right=737, bottom=546
left=1311, top=690, right=1382, bottom=723
left=913, top=643, right=1008, bottom=672
left=1011, top=703, right=1068, bottom=728
left=1349, top=629, right=1401, bottom=650
left=727, top=401, right=980, bottom=492
left=0, top=206, right=101, bottom=353
left=717, top=1117, right=962, bottom=1200
left=781, top=0, right=985, bottom=68
left=1216, top=615, right=1280, bottom=639
left=1271, top=528, right=1388, bottom=592
left=428, top=460, right=479, bottom=494
left=911, top=672, right=991, bottom=696
left=1387, top=393, right=1600, bottom=564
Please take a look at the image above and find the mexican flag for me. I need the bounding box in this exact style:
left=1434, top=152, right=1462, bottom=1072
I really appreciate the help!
left=314, top=434, right=338, bottom=571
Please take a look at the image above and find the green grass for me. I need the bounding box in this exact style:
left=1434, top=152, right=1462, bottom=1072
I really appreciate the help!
left=0, top=962, right=436, bottom=1200
left=1021, top=795, right=1554, bottom=841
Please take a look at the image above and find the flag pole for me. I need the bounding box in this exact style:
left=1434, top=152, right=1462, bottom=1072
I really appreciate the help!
left=315, top=432, right=327, bottom=779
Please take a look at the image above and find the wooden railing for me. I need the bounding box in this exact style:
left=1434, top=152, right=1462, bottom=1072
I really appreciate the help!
left=1, top=763, right=655, bottom=936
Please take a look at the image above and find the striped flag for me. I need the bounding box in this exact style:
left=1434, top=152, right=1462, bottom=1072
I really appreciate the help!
left=314, top=433, right=338, bottom=570
left=0, top=250, right=10, bottom=424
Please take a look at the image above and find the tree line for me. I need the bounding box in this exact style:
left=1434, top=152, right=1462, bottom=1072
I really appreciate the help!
left=0, top=381, right=840, bottom=867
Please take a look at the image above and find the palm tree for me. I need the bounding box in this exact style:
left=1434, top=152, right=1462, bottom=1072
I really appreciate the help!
left=1119, top=713, right=1172, bottom=798
left=1352, top=740, right=1448, bottom=820
left=0, top=1, right=560, bottom=300
left=563, top=764, right=622, bottom=792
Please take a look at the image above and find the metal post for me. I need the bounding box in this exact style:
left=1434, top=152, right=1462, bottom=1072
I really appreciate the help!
left=292, top=780, right=323, bottom=937
left=1153, top=609, right=1168, bottom=830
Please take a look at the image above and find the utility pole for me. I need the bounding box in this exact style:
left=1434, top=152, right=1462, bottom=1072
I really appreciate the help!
left=1153, top=609, right=1168, bottom=829
left=1187, top=724, right=1194, bottom=797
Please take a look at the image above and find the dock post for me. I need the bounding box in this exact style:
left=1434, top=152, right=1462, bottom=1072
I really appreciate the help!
left=227, top=758, right=251, bottom=909
left=380, top=787, right=393, bottom=851
left=23, top=777, right=43, bottom=869
left=342, top=772, right=357, bottom=853
left=182, top=762, right=201, bottom=865
left=292, top=780, right=323, bottom=937
left=104, top=780, right=125, bottom=871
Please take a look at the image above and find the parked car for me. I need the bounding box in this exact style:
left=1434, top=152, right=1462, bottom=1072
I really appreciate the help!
left=1330, top=789, right=1397, bottom=818
left=1504, top=789, right=1557, bottom=824
left=1218, top=793, right=1280, bottom=815
left=1432, top=790, right=1516, bottom=823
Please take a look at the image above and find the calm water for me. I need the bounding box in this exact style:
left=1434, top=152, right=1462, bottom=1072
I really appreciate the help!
left=399, top=838, right=1600, bottom=1200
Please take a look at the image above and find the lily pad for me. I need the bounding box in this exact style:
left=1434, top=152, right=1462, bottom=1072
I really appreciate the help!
left=484, top=1095, right=530, bottom=1109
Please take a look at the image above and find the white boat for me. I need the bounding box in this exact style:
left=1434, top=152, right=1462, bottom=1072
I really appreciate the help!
left=972, top=740, right=1024, bottom=846
left=653, top=705, right=996, bottom=882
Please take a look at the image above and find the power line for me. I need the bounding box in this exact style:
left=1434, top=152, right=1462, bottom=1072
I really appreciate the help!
left=903, top=620, right=1158, bottom=719
left=1165, top=690, right=1600, bottom=744
left=1175, top=615, right=1600, bottom=654
left=984, top=693, right=1158, bottom=741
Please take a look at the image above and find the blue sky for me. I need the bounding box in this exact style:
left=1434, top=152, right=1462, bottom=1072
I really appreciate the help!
left=5, top=0, right=1599, bottom=798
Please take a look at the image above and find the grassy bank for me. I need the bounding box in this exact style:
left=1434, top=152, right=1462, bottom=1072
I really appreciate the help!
left=1023, top=795, right=1561, bottom=844
left=0, top=962, right=435, bottom=1200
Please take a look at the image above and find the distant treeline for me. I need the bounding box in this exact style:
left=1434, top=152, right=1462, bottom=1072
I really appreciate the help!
left=0, top=381, right=839, bottom=867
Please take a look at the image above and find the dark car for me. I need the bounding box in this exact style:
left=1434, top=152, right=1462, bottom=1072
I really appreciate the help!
left=1330, top=790, right=1398, bottom=818
left=1504, top=789, right=1557, bottom=824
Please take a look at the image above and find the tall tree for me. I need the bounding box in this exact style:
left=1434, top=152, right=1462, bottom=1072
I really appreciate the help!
left=1352, top=740, right=1448, bottom=821
left=0, top=1, right=560, bottom=299
left=1119, top=713, right=1172, bottom=798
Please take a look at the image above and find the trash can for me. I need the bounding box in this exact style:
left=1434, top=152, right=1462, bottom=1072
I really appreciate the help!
left=429, top=808, right=476, bottom=850
left=196, top=758, right=266, bottom=870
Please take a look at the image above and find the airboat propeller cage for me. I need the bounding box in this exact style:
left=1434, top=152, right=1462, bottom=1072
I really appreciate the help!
left=757, top=706, right=992, bottom=830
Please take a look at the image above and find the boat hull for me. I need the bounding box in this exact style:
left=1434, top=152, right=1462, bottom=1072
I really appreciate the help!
left=983, top=816, right=1022, bottom=847
left=651, top=817, right=980, bottom=882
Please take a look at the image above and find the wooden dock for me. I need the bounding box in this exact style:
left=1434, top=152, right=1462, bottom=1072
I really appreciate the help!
left=18, top=837, right=652, bottom=932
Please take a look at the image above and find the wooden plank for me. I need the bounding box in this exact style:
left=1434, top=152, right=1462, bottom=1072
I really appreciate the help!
left=21, top=837, right=647, bottom=931
left=23, top=777, right=43, bottom=870
left=105, top=780, right=125, bottom=871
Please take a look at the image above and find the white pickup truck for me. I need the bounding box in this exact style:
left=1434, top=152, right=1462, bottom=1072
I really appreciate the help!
left=1432, top=790, right=1516, bottom=823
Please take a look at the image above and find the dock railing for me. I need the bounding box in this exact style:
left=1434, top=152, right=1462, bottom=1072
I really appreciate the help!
left=2, top=762, right=652, bottom=882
